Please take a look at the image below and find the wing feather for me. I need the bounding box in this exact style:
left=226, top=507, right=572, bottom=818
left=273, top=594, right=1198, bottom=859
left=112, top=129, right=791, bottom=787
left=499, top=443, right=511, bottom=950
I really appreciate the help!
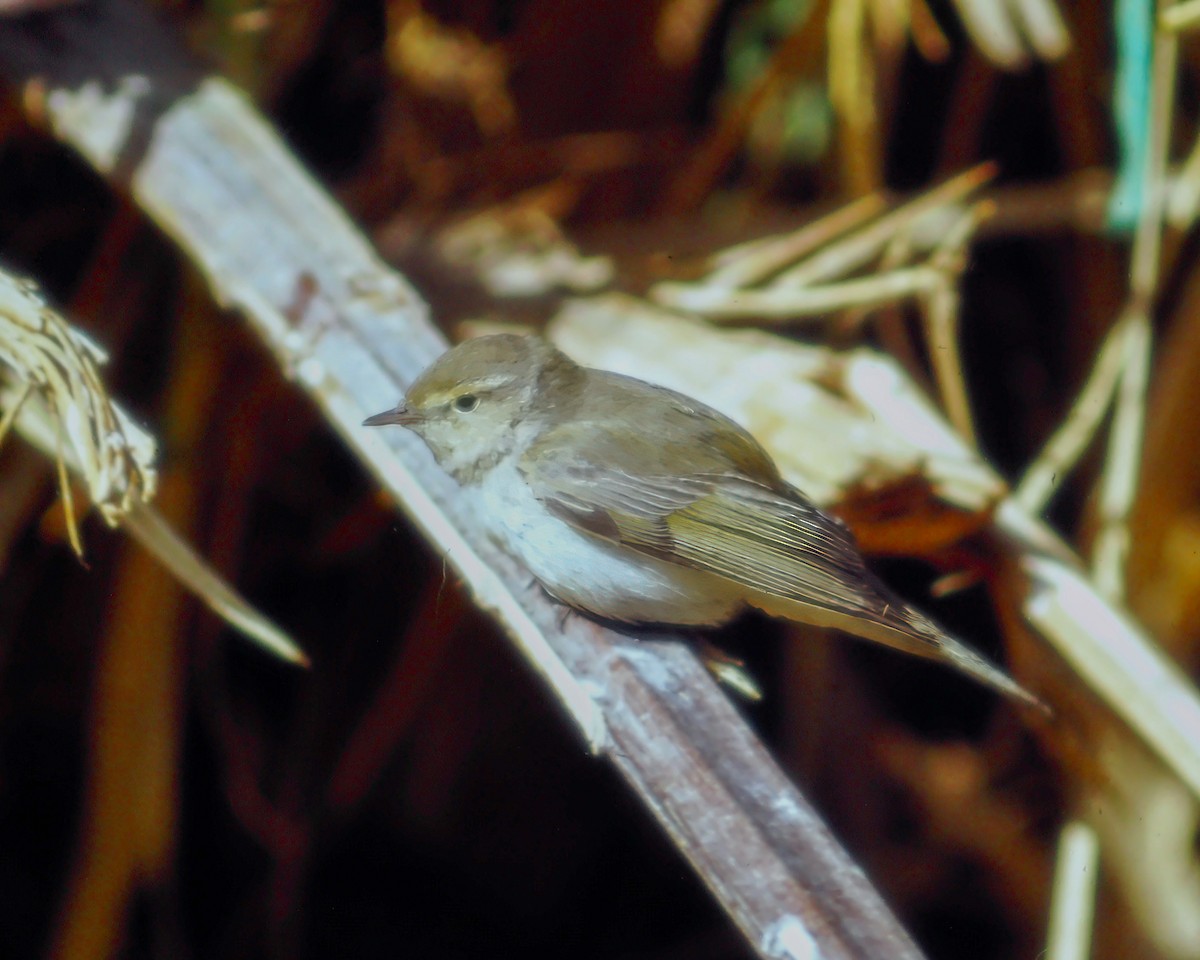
left=525, top=431, right=894, bottom=620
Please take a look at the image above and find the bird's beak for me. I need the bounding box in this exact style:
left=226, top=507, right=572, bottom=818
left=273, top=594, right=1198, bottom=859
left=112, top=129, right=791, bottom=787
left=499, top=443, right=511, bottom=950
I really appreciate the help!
left=362, top=403, right=421, bottom=427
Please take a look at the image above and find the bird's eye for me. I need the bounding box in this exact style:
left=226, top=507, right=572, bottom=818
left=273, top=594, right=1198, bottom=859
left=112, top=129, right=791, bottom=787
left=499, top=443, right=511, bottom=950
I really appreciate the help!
left=453, top=394, right=480, bottom=413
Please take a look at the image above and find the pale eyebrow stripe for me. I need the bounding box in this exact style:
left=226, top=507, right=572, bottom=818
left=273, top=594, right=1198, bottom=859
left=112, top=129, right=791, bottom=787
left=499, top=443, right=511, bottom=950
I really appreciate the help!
left=427, top=374, right=514, bottom=404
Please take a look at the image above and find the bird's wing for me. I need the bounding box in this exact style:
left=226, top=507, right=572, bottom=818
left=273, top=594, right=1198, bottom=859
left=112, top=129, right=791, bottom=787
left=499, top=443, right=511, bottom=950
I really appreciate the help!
left=522, top=443, right=1042, bottom=709
left=523, top=447, right=889, bottom=626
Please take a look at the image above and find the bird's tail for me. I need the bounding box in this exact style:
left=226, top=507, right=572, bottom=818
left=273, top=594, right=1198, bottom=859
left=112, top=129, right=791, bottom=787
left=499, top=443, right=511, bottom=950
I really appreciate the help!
left=751, top=587, right=1049, bottom=715
left=867, top=601, right=1048, bottom=715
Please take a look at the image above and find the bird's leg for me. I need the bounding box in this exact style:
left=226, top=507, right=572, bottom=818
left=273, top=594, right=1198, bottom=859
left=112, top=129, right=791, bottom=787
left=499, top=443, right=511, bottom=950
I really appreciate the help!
left=516, top=573, right=577, bottom=631
left=696, top=637, right=763, bottom=702
left=522, top=574, right=572, bottom=627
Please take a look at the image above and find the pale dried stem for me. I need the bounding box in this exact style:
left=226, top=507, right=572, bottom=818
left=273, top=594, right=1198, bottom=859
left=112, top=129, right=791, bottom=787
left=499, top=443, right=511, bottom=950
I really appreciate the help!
left=773, top=164, right=993, bottom=288
left=656, top=266, right=944, bottom=319
left=52, top=398, right=84, bottom=558
left=1093, top=33, right=1177, bottom=601
left=0, top=268, right=306, bottom=665
left=1094, top=313, right=1153, bottom=600
left=1086, top=741, right=1200, bottom=956
left=1044, top=821, right=1100, bottom=960
left=879, top=224, right=917, bottom=269
left=121, top=505, right=309, bottom=666
left=0, top=379, right=29, bottom=448
left=828, top=0, right=881, bottom=192
left=1166, top=130, right=1200, bottom=227
left=921, top=278, right=972, bottom=441
left=1006, top=0, right=1072, bottom=59
left=1160, top=0, right=1200, bottom=30
left=919, top=203, right=987, bottom=445
left=650, top=169, right=991, bottom=326
left=949, top=0, right=1029, bottom=67
left=1019, top=549, right=1200, bottom=798
left=707, top=193, right=888, bottom=288
left=9, top=392, right=309, bottom=665
left=1007, top=58, right=1200, bottom=934
left=1015, top=315, right=1131, bottom=513
left=835, top=214, right=920, bottom=335
left=0, top=270, right=156, bottom=524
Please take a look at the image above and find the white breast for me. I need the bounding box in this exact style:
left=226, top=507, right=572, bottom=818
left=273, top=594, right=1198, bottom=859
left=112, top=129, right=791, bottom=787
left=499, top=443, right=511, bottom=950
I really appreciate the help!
left=468, top=459, right=741, bottom=626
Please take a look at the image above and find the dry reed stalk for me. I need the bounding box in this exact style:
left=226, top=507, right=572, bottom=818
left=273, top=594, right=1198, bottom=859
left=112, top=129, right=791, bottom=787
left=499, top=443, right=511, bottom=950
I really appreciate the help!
left=651, top=171, right=992, bottom=441
left=1051, top=17, right=1200, bottom=958
left=947, top=0, right=1070, bottom=67
left=0, top=269, right=156, bottom=532
left=651, top=165, right=992, bottom=318
left=1159, top=0, right=1200, bottom=29
left=1093, top=30, right=1177, bottom=602
left=0, top=266, right=306, bottom=665
left=1044, top=821, right=1100, bottom=960
left=827, top=0, right=1068, bottom=195
left=1016, top=314, right=1134, bottom=513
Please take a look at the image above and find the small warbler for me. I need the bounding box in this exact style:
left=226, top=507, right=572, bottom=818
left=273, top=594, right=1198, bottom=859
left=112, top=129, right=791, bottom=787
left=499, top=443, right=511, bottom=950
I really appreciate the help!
left=365, top=334, right=1041, bottom=711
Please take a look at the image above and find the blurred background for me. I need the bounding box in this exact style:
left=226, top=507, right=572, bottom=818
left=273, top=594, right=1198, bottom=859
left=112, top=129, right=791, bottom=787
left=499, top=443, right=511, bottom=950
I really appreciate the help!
left=0, top=0, right=1197, bottom=958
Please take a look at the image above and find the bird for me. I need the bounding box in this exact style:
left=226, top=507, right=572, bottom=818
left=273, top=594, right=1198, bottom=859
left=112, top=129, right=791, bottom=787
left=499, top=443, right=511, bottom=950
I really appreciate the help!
left=364, top=333, right=1043, bottom=712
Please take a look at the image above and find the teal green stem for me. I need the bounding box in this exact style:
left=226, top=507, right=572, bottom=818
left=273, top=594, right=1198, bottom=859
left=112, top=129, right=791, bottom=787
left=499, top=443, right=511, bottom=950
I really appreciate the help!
left=1107, top=0, right=1155, bottom=233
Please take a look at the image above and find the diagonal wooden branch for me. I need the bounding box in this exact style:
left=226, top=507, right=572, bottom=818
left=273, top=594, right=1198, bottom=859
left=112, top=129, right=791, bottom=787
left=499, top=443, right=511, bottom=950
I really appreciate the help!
left=0, top=3, right=927, bottom=958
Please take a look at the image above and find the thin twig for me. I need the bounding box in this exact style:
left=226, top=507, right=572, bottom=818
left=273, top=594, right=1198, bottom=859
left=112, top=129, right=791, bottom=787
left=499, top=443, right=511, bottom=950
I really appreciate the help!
left=0, top=379, right=30, bottom=448
left=1022, top=551, right=1200, bottom=798
left=948, top=0, right=1029, bottom=68
left=1015, top=316, right=1131, bottom=513
left=655, top=266, right=943, bottom=319
left=650, top=172, right=993, bottom=323
left=1044, top=821, right=1100, bottom=960
left=706, top=193, right=888, bottom=288
left=1094, top=312, right=1153, bottom=599
left=1006, top=0, right=1072, bottom=59
left=51, top=399, right=84, bottom=558
left=828, top=0, right=881, bottom=192
left=1166, top=129, right=1200, bottom=226
left=122, top=505, right=309, bottom=666
left=1093, top=32, right=1177, bottom=600
left=1159, top=0, right=1200, bottom=30
left=8, top=390, right=310, bottom=665
left=919, top=202, right=989, bottom=444
left=774, top=164, right=994, bottom=288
